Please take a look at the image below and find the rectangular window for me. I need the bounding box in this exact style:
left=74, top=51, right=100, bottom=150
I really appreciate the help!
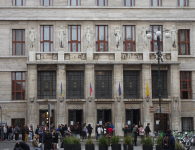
left=13, top=0, right=25, bottom=6
left=68, top=26, right=81, bottom=52
left=150, top=0, right=162, bottom=6
left=178, top=30, right=190, bottom=55
left=180, top=72, right=191, bottom=99
left=150, top=26, right=163, bottom=52
left=40, top=0, right=53, bottom=6
left=182, top=117, right=193, bottom=131
left=122, top=0, right=135, bottom=6
left=68, top=0, right=81, bottom=6
left=12, top=30, right=25, bottom=55
left=123, top=71, right=140, bottom=99
left=40, top=26, right=53, bottom=52
left=177, top=0, right=189, bottom=6
left=96, top=26, right=108, bottom=52
left=12, top=72, right=25, bottom=100
left=95, top=71, right=112, bottom=99
left=37, top=71, right=56, bottom=99
left=123, top=26, right=136, bottom=52
left=152, top=71, right=167, bottom=99
left=66, top=71, right=84, bottom=99
left=95, top=0, right=108, bottom=6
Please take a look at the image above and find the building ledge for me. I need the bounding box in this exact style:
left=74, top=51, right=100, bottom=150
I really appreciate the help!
left=66, top=99, right=86, bottom=102
left=0, top=100, right=27, bottom=103
left=37, top=99, right=57, bottom=102
left=123, top=99, right=143, bottom=102
left=95, top=99, right=115, bottom=102
left=152, top=99, right=172, bottom=102
left=0, top=56, right=28, bottom=59
left=178, top=55, right=195, bottom=58
left=181, top=99, right=195, bottom=102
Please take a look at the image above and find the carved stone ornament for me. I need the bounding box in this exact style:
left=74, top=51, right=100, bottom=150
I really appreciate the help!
left=78, top=54, right=86, bottom=60
left=85, top=26, right=92, bottom=48
left=59, top=96, right=64, bottom=102
left=146, top=97, right=150, bottom=102
left=114, top=26, right=121, bottom=48
left=116, top=97, right=121, bottom=102
left=29, top=27, right=36, bottom=49
left=29, top=97, right=35, bottom=103
left=173, top=97, right=179, bottom=102
left=88, top=97, right=93, bottom=102
left=126, top=104, right=139, bottom=109
left=58, top=25, right=65, bottom=48
left=94, top=54, right=99, bottom=60
left=70, top=106, right=82, bottom=110
left=171, top=25, right=178, bottom=48
left=99, top=106, right=109, bottom=109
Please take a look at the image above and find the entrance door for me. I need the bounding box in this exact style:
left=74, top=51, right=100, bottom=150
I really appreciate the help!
left=39, top=110, right=54, bottom=126
left=11, top=118, right=25, bottom=134
left=154, top=113, right=169, bottom=133
left=126, top=109, right=141, bottom=129
left=97, top=109, right=112, bottom=125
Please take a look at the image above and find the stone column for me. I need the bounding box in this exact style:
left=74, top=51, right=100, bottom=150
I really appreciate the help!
left=170, top=65, right=181, bottom=131
left=27, top=65, right=37, bottom=128
left=56, top=65, right=66, bottom=125
left=113, top=64, right=124, bottom=136
left=142, top=65, right=153, bottom=131
left=85, top=65, right=95, bottom=136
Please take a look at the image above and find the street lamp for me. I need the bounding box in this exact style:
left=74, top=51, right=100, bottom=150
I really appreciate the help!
left=0, top=106, right=2, bottom=137
left=146, top=30, right=170, bottom=133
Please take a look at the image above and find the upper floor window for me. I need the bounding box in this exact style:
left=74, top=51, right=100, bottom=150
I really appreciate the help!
left=13, top=0, right=25, bottom=6
left=123, top=26, right=135, bottom=52
left=68, top=26, right=81, bottom=52
left=150, top=25, right=163, bottom=52
left=95, top=0, right=108, bottom=6
left=180, top=72, right=191, bottom=99
left=40, top=26, right=53, bottom=52
left=123, top=0, right=135, bottom=6
left=177, top=0, right=189, bottom=6
left=12, top=29, right=25, bottom=55
left=68, top=0, right=81, bottom=6
left=40, top=0, right=53, bottom=6
left=150, top=0, right=162, bottom=6
left=12, top=72, right=25, bottom=100
left=178, top=30, right=190, bottom=55
left=96, top=26, right=108, bottom=52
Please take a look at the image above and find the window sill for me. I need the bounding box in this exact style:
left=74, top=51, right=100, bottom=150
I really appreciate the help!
left=37, top=99, right=57, bottom=102
left=0, top=56, right=27, bottom=59
left=0, top=100, right=27, bottom=103
left=181, top=99, right=195, bottom=101
left=95, top=99, right=114, bottom=102
left=178, top=55, right=194, bottom=58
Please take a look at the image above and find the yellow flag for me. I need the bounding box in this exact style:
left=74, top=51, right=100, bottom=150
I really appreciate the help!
left=146, top=83, right=149, bottom=98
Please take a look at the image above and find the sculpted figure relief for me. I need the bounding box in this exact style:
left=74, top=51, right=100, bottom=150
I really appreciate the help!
left=58, top=25, right=65, bottom=48
left=171, top=25, right=178, bottom=48
left=141, top=26, right=147, bottom=49
left=29, top=27, right=36, bottom=49
left=85, top=26, right=92, bottom=48
left=114, top=26, right=121, bottom=48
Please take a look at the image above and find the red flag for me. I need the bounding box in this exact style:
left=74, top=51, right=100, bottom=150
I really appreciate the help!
left=90, top=83, right=92, bottom=96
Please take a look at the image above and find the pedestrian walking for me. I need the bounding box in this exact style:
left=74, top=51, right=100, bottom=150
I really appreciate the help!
left=132, top=125, right=138, bottom=146
left=14, top=125, right=20, bottom=141
left=162, top=129, right=175, bottom=150
left=97, top=125, right=103, bottom=140
left=138, top=125, right=145, bottom=139
left=22, top=125, right=25, bottom=141
left=52, top=129, right=58, bottom=150
left=122, top=125, right=131, bottom=137
left=25, top=124, right=29, bottom=143
left=82, top=124, right=87, bottom=140
left=95, top=124, right=99, bottom=140
left=87, top=124, right=93, bottom=139
left=43, top=130, right=53, bottom=150
left=145, top=123, right=151, bottom=136
left=29, top=124, right=33, bottom=141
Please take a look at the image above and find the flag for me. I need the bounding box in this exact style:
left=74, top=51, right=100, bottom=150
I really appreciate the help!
left=90, top=83, right=92, bottom=96
left=118, top=83, right=121, bottom=96
left=146, top=83, right=149, bottom=98
left=61, top=82, right=63, bottom=97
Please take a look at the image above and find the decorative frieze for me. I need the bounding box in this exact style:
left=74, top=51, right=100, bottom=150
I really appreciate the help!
left=121, top=53, right=143, bottom=60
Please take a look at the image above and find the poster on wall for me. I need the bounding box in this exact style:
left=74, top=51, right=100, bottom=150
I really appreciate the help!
left=70, top=121, right=73, bottom=125
left=127, top=120, right=131, bottom=125
left=99, top=121, right=102, bottom=125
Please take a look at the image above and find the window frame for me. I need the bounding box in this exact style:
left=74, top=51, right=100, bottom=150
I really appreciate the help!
left=123, top=25, right=136, bottom=52
left=180, top=72, right=192, bottom=99
left=40, top=25, right=53, bottom=52
left=68, top=25, right=81, bottom=52
left=13, top=0, right=25, bottom=6
left=178, top=0, right=189, bottom=6
left=150, top=25, right=163, bottom=52
left=123, top=0, right=135, bottom=6
left=150, top=0, right=162, bottom=6
left=178, top=29, right=190, bottom=55
left=12, top=29, right=25, bottom=55
left=40, top=0, right=53, bottom=6
left=96, top=25, right=108, bottom=52
left=182, top=117, right=193, bottom=132
left=95, top=0, right=108, bottom=6
left=68, top=0, right=81, bottom=6
left=12, top=72, right=25, bottom=100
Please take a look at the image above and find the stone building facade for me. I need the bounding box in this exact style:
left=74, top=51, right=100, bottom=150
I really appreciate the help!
left=0, top=0, right=195, bottom=136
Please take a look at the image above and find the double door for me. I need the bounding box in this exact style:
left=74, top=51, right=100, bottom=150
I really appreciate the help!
left=126, top=109, right=141, bottom=130
left=97, top=109, right=112, bottom=125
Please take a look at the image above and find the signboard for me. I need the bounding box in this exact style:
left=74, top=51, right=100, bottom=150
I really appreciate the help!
left=150, top=106, right=171, bottom=114
left=70, top=121, right=73, bottom=125
left=99, top=121, right=102, bottom=125
left=127, top=120, right=131, bottom=125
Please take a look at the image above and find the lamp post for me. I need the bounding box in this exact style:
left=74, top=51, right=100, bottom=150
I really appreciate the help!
left=146, top=30, right=170, bottom=132
left=0, top=106, right=2, bottom=137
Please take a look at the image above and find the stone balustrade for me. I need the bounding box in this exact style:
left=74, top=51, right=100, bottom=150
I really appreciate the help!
left=121, top=52, right=143, bottom=61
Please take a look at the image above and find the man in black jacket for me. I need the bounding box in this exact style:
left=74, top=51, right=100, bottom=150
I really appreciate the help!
left=162, top=130, right=175, bottom=150
left=14, top=142, right=30, bottom=150
left=145, top=123, right=151, bottom=136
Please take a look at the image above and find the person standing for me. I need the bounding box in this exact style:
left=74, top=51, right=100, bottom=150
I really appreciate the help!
left=75, top=126, right=80, bottom=139
left=110, top=122, right=114, bottom=135
left=8, top=126, right=12, bottom=141
left=145, top=123, right=151, bottom=136
left=4, top=125, right=7, bottom=140
left=87, top=124, right=93, bottom=139
left=22, top=125, right=25, bottom=141
left=43, top=130, right=53, bottom=150
left=122, top=125, right=130, bottom=137
left=52, top=129, right=58, bottom=150
left=97, top=125, right=103, bottom=140
left=95, top=124, right=99, bottom=140
left=107, top=126, right=113, bottom=135
left=42, top=124, right=48, bottom=144
left=82, top=125, right=87, bottom=140
left=11, top=126, right=14, bottom=140
left=138, top=125, right=145, bottom=139
left=132, top=125, right=138, bottom=146
left=162, top=130, right=175, bottom=150
left=14, top=125, right=20, bottom=141
left=29, top=124, right=33, bottom=141
left=25, top=125, right=29, bottom=143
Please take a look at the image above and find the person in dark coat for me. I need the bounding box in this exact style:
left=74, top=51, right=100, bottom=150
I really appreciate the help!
left=132, top=125, right=138, bottom=146
left=95, top=124, right=99, bottom=140
left=122, top=125, right=131, bottom=137
left=14, top=141, right=30, bottom=150
left=52, top=129, right=58, bottom=150
left=22, top=125, right=25, bottom=141
left=43, top=130, right=53, bottom=150
left=87, top=124, right=93, bottom=139
left=162, top=130, right=175, bottom=150
left=145, top=123, right=151, bottom=136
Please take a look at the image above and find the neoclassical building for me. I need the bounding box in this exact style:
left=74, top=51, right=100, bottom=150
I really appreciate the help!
left=0, top=0, right=194, bottom=136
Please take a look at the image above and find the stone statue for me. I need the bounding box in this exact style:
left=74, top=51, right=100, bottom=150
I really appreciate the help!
left=29, top=27, right=36, bottom=49
left=171, top=25, right=178, bottom=48
left=114, top=26, right=121, bottom=48
left=58, top=25, right=65, bottom=48
left=85, top=26, right=92, bottom=48
left=141, top=26, right=147, bottom=49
